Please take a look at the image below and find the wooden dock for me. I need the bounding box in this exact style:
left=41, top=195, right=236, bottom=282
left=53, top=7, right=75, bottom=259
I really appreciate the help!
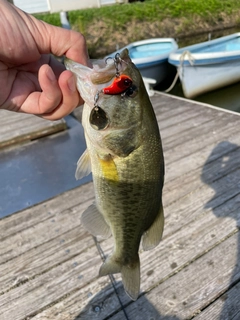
left=0, top=93, right=240, bottom=320
left=0, top=110, right=66, bottom=149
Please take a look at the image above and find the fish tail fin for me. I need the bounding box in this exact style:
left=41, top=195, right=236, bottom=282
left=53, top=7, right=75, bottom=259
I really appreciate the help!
left=121, top=256, right=140, bottom=301
left=99, top=254, right=140, bottom=301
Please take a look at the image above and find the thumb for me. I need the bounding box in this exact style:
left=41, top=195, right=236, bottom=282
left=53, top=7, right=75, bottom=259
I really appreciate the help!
left=28, top=14, right=91, bottom=66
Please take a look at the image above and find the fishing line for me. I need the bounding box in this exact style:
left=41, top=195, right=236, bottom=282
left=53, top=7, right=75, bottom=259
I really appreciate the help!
left=93, top=236, right=130, bottom=320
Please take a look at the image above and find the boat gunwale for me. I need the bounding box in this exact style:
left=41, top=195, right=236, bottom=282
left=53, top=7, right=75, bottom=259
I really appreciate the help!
left=108, top=38, right=178, bottom=65
left=168, top=32, right=240, bottom=66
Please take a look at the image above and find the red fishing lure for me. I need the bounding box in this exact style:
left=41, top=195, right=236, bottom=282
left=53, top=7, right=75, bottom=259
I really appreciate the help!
left=102, top=75, right=132, bottom=95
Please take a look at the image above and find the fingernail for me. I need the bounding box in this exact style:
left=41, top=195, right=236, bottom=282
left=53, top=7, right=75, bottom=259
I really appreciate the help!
left=47, top=67, right=56, bottom=82
left=67, top=76, right=76, bottom=92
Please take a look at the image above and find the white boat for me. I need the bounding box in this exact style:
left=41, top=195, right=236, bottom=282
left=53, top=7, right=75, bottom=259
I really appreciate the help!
left=168, top=33, right=240, bottom=98
left=109, top=38, right=178, bottom=86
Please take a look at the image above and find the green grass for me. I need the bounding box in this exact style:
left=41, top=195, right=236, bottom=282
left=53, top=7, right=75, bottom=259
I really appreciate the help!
left=34, top=0, right=240, bottom=29
left=34, top=0, right=240, bottom=57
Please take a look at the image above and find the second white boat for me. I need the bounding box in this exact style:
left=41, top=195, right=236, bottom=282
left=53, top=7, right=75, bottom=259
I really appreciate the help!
left=168, top=33, right=240, bottom=98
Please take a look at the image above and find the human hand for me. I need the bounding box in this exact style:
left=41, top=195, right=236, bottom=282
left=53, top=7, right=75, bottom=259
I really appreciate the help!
left=0, top=0, right=90, bottom=120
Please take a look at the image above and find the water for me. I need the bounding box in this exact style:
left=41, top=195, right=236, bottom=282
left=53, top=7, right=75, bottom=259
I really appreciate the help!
left=169, top=81, right=240, bottom=113
left=166, top=27, right=240, bottom=113
left=176, top=27, right=240, bottom=48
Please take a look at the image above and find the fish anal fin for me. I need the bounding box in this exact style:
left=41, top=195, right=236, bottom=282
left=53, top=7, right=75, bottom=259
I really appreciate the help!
left=142, top=203, right=164, bottom=251
left=99, top=254, right=140, bottom=301
left=81, top=203, right=111, bottom=239
left=75, top=149, right=92, bottom=180
left=99, top=255, right=121, bottom=277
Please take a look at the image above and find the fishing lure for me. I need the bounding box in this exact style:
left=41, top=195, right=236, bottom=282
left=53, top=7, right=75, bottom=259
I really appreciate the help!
left=102, top=74, right=133, bottom=95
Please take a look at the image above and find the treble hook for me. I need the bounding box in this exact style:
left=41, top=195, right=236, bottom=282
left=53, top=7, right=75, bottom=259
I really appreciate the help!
left=105, top=53, right=123, bottom=78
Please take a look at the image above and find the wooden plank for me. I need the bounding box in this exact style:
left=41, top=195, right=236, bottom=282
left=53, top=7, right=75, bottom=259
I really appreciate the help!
left=29, top=281, right=124, bottom=320
left=0, top=183, right=95, bottom=264
left=0, top=226, right=93, bottom=292
left=164, top=135, right=240, bottom=182
left=0, top=247, right=113, bottom=320
left=109, top=231, right=240, bottom=320
left=163, top=138, right=240, bottom=206
left=0, top=182, right=94, bottom=241
left=194, top=282, right=240, bottom=320
left=163, top=111, right=239, bottom=156
left=151, top=93, right=193, bottom=117
left=154, top=95, right=240, bottom=156
left=156, top=101, right=215, bottom=131
left=0, top=110, right=66, bottom=149
left=159, top=109, right=217, bottom=141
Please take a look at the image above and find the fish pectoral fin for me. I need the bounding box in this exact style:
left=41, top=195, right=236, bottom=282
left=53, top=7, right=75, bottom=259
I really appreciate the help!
left=75, top=149, right=92, bottom=180
left=81, top=203, right=111, bottom=239
left=99, top=254, right=140, bottom=301
left=142, top=203, right=164, bottom=251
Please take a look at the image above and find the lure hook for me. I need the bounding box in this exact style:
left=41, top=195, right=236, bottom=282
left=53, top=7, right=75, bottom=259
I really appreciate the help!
left=105, top=53, right=123, bottom=78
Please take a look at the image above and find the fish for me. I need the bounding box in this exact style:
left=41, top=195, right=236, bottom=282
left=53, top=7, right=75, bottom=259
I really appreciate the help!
left=65, top=49, right=164, bottom=301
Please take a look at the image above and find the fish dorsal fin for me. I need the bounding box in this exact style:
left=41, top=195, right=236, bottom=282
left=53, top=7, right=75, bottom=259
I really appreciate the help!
left=81, top=203, right=111, bottom=239
left=75, top=149, right=92, bottom=180
left=142, top=203, right=164, bottom=251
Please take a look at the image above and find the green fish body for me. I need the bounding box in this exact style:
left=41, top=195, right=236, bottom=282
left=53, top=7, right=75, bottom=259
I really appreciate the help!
left=65, top=50, right=164, bottom=300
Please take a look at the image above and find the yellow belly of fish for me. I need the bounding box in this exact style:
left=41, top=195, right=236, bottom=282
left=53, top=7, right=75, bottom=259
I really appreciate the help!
left=98, top=157, right=119, bottom=182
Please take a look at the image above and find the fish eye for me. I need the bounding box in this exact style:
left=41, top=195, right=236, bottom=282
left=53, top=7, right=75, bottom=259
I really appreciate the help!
left=124, top=78, right=132, bottom=87
left=125, top=85, right=138, bottom=98
left=89, top=106, right=109, bottom=130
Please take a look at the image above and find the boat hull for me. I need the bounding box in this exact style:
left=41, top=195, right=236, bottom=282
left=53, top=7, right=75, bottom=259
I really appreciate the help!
left=179, top=59, right=240, bottom=98
left=136, top=60, right=171, bottom=85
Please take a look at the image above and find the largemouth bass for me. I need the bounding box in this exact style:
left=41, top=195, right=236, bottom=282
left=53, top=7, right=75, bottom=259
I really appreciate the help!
left=65, top=49, right=164, bottom=300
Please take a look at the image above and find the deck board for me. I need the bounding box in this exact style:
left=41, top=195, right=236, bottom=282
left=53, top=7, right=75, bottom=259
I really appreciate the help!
left=109, top=231, right=239, bottom=320
left=0, top=110, right=66, bottom=149
left=194, top=282, right=240, bottom=320
left=0, top=93, right=240, bottom=319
